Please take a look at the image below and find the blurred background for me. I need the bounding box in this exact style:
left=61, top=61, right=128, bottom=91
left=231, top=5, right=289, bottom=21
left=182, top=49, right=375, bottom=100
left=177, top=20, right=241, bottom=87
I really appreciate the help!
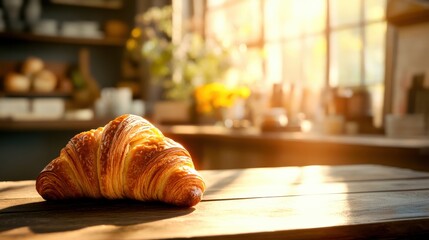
left=0, top=0, right=428, bottom=180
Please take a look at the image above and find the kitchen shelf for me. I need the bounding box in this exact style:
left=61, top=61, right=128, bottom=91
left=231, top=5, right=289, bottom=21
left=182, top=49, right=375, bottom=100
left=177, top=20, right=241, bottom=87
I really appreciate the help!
left=0, top=118, right=109, bottom=131
left=0, top=91, right=72, bottom=98
left=50, top=0, right=123, bottom=9
left=0, top=32, right=126, bottom=47
left=387, top=0, right=429, bottom=26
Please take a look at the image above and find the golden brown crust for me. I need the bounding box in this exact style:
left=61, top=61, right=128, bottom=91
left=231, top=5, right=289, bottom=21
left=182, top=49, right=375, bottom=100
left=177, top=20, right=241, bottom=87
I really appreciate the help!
left=36, top=114, right=206, bottom=207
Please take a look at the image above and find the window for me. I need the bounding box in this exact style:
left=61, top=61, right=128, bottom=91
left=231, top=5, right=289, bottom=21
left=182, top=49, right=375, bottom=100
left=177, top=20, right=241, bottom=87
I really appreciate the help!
left=205, top=0, right=386, bottom=126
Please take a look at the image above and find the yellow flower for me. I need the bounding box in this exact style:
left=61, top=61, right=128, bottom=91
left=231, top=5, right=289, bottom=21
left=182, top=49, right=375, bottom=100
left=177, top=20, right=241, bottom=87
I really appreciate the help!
left=195, top=82, right=251, bottom=114
left=236, top=86, right=251, bottom=98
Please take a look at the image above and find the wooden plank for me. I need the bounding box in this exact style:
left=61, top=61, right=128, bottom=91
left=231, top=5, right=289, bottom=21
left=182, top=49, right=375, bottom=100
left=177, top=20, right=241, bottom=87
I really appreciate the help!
left=1, top=190, right=429, bottom=239
left=0, top=181, right=39, bottom=200
left=2, top=165, right=429, bottom=201
left=202, top=165, right=429, bottom=185
left=3, top=178, right=429, bottom=212
left=204, top=178, right=429, bottom=200
left=202, top=164, right=429, bottom=199
left=3, top=177, right=429, bottom=209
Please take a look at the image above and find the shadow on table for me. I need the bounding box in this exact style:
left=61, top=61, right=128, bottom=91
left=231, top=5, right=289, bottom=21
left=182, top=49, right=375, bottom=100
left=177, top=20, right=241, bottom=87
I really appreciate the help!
left=203, top=169, right=243, bottom=199
left=0, top=199, right=194, bottom=233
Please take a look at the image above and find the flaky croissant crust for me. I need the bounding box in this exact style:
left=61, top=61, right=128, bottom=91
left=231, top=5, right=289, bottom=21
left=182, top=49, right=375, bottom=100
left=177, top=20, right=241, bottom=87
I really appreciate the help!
left=36, top=114, right=205, bottom=207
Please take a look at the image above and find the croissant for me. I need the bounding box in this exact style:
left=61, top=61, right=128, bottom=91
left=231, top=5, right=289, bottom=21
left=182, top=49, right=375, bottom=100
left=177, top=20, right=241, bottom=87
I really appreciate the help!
left=36, top=114, right=205, bottom=207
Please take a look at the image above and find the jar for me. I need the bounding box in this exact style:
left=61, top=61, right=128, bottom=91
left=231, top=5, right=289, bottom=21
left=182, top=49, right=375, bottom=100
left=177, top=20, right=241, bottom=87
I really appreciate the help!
left=260, top=108, right=288, bottom=132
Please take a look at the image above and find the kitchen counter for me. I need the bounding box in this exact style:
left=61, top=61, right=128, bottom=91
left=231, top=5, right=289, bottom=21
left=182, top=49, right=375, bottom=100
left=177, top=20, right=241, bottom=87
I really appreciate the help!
left=160, top=125, right=429, bottom=149
left=1, top=164, right=429, bottom=239
left=159, top=125, right=429, bottom=171
left=1, top=122, right=428, bottom=180
left=2, top=119, right=428, bottom=150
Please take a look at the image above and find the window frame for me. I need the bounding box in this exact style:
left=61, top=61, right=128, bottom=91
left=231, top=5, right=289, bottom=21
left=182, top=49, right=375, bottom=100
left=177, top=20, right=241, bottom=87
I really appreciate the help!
left=204, top=0, right=387, bottom=126
left=204, top=0, right=386, bottom=88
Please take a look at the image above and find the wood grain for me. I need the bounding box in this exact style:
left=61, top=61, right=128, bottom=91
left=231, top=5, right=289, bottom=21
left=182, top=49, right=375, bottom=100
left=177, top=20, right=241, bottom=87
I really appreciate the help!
left=2, top=165, right=429, bottom=201
left=1, top=190, right=429, bottom=239
left=1, top=165, right=429, bottom=239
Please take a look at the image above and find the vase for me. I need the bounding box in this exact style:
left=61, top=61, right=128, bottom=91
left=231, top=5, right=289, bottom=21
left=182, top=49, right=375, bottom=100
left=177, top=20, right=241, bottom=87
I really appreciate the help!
left=145, top=80, right=164, bottom=117
left=2, top=0, right=24, bottom=31
left=25, top=0, right=42, bottom=30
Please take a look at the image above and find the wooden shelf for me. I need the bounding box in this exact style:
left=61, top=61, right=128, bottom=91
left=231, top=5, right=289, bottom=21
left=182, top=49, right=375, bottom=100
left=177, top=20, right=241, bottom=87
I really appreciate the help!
left=387, top=0, right=429, bottom=26
left=0, top=91, right=72, bottom=98
left=50, top=0, right=123, bottom=9
left=0, top=118, right=109, bottom=131
left=0, top=32, right=126, bottom=47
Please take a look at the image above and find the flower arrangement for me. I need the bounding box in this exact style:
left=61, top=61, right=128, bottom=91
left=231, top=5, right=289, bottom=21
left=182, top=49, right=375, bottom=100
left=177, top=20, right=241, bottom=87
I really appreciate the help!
left=123, top=6, right=173, bottom=98
left=128, top=5, right=252, bottom=123
left=194, top=82, right=250, bottom=114
left=167, top=33, right=233, bottom=101
left=129, top=5, right=233, bottom=101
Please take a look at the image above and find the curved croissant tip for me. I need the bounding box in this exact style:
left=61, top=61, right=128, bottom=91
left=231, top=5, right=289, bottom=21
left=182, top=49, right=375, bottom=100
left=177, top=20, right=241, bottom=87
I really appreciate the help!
left=181, top=186, right=204, bottom=207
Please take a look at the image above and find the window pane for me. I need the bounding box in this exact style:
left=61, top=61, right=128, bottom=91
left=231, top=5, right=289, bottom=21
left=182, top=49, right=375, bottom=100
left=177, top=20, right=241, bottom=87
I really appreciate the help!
left=302, top=36, right=326, bottom=88
left=329, top=28, right=362, bottom=87
left=364, top=22, right=386, bottom=85
left=364, top=0, right=386, bottom=21
left=265, top=43, right=283, bottom=84
left=265, top=0, right=326, bottom=39
left=227, top=0, right=261, bottom=43
left=264, top=0, right=288, bottom=41
left=207, top=0, right=228, bottom=9
left=240, top=48, right=264, bottom=85
left=300, top=0, right=326, bottom=35
left=205, top=10, right=231, bottom=44
left=281, top=0, right=302, bottom=38
left=283, top=40, right=302, bottom=85
left=206, top=0, right=261, bottom=44
left=264, top=0, right=301, bottom=39
left=330, top=0, right=360, bottom=27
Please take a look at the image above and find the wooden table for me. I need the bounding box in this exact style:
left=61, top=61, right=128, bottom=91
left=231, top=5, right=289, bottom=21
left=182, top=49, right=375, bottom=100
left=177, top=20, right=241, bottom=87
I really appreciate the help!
left=2, top=164, right=429, bottom=239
